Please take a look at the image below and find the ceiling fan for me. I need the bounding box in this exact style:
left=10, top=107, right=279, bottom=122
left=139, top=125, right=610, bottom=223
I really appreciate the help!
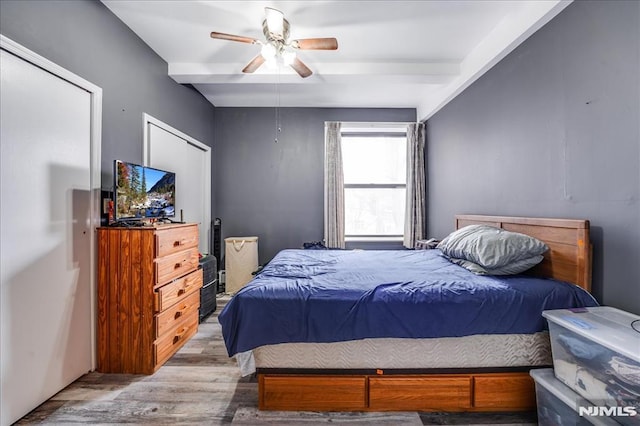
left=210, top=7, right=338, bottom=78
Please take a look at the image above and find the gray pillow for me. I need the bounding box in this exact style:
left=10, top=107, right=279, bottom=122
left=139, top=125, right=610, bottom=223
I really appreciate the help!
left=437, top=224, right=548, bottom=270
left=449, top=255, right=545, bottom=275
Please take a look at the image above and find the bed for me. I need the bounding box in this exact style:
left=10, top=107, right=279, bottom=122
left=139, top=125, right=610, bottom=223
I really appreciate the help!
left=219, top=215, right=597, bottom=412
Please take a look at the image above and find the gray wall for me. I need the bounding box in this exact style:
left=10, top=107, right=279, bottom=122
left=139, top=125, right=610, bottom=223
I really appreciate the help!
left=214, top=107, right=416, bottom=264
left=425, top=0, right=640, bottom=314
left=0, top=0, right=216, bottom=192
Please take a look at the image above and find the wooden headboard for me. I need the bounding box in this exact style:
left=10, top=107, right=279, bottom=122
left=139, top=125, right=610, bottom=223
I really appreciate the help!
left=455, top=215, right=592, bottom=292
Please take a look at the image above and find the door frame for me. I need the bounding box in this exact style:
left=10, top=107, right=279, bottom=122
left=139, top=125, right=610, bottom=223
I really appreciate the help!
left=142, top=113, right=211, bottom=250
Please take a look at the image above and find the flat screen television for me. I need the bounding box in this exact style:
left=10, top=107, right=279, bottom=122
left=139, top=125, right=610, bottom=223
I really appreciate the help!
left=114, top=160, right=175, bottom=221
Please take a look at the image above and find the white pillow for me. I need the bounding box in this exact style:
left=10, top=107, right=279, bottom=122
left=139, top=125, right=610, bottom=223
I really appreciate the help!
left=437, top=224, right=548, bottom=270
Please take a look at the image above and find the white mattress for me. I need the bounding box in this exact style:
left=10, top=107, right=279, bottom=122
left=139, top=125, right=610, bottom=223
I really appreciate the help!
left=240, top=332, right=551, bottom=375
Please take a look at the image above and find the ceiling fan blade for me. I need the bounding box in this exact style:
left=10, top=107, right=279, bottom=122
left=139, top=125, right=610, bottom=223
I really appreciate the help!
left=242, top=54, right=266, bottom=74
left=265, top=7, right=284, bottom=37
left=290, top=57, right=313, bottom=78
left=292, top=38, right=338, bottom=50
left=210, top=32, right=258, bottom=44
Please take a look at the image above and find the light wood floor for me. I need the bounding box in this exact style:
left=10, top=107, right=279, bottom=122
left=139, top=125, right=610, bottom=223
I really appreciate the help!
left=16, top=296, right=253, bottom=424
left=16, top=296, right=537, bottom=425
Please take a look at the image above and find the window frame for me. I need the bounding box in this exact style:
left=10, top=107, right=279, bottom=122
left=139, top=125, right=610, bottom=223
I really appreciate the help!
left=340, top=126, right=408, bottom=242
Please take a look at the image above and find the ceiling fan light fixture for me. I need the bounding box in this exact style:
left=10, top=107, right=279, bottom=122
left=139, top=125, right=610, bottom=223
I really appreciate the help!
left=210, top=7, right=337, bottom=78
left=261, top=42, right=277, bottom=60
left=282, top=50, right=296, bottom=66
left=265, top=7, right=284, bottom=37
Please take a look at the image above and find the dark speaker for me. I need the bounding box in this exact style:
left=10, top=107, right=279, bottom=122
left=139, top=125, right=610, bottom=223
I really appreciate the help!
left=213, top=218, right=223, bottom=293
left=199, top=255, right=217, bottom=322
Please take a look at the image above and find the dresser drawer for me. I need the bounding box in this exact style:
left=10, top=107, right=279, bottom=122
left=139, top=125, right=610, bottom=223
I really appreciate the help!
left=155, top=247, right=200, bottom=286
left=473, top=373, right=535, bottom=410
left=260, top=375, right=367, bottom=411
left=156, top=290, right=200, bottom=338
left=155, top=268, right=202, bottom=312
left=154, top=311, right=199, bottom=367
left=156, top=225, right=199, bottom=258
left=369, top=376, right=472, bottom=410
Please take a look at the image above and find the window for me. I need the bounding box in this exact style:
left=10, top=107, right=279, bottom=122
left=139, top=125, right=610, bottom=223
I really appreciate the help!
left=341, top=125, right=407, bottom=241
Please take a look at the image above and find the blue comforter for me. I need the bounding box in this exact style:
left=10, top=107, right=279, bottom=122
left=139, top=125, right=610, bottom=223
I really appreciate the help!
left=219, top=249, right=598, bottom=356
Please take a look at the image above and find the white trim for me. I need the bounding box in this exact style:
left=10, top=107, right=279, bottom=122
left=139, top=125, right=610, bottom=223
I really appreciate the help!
left=339, top=121, right=412, bottom=133
left=334, top=120, right=409, bottom=241
left=0, top=35, right=103, bottom=371
left=142, top=113, right=210, bottom=164
left=345, top=236, right=403, bottom=243
left=142, top=113, right=212, bottom=251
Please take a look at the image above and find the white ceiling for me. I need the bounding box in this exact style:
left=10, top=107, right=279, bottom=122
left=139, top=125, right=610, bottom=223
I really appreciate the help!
left=102, top=0, right=571, bottom=120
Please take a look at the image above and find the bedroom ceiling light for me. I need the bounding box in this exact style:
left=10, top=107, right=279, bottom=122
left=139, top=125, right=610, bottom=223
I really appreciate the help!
left=210, top=6, right=337, bottom=78
left=261, top=42, right=277, bottom=60
left=265, top=7, right=284, bottom=39
left=260, top=41, right=296, bottom=70
left=282, top=50, right=296, bottom=66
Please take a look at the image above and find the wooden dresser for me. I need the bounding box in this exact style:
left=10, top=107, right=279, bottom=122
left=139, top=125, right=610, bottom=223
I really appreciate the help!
left=97, top=223, right=202, bottom=374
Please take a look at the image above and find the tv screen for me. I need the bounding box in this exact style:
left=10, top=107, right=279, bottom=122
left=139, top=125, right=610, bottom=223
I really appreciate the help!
left=114, top=160, right=175, bottom=221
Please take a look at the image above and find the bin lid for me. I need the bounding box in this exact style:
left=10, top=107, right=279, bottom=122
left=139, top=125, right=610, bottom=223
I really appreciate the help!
left=542, top=306, right=640, bottom=362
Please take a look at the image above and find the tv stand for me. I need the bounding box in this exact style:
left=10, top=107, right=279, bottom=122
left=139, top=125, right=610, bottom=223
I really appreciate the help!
left=158, top=217, right=184, bottom=224
left=108, top=218, right=183, bottom=227
left=109, top=220, right=146, bottom=227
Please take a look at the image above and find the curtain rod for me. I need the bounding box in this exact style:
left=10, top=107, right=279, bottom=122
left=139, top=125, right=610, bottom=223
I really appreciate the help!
left=333, top=121, right=415, bottom=127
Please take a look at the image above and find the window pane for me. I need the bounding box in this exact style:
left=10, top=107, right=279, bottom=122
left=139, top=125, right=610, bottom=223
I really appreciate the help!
left=344, top=188, right=406, bottom=236
left=342, top=136, right=406, bottom=184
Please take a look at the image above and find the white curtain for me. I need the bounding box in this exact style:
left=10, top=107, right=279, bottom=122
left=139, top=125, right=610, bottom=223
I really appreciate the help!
left=324, top=122, right=345, bottom=248
left=404, top=122, right=426, bottom=248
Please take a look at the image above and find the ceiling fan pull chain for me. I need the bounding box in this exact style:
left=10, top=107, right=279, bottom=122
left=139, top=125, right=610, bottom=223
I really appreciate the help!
left=275, top=68, right=281, bottom=143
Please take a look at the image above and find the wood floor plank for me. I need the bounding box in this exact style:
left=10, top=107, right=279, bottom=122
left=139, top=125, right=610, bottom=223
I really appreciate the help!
left=114, top=381, right=257, bottom=403
left=27, top=400, right=233, bottom=424
left=233, top=407, right=424, bottom=425
left=50, top=384, right=126, bottom=401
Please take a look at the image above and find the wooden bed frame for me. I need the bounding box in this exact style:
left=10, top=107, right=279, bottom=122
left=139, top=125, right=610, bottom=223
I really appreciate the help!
left=257, top=215, right=592, bottom=412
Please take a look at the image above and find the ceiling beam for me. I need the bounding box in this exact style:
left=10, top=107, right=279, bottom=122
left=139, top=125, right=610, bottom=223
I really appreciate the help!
left=416, top=0, right=573, bottom=121
left=168, top=61, right=459, bottom=85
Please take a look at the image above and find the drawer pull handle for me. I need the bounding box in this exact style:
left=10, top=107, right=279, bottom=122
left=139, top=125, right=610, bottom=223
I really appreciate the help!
left=177, top=288, right=186, bottom=296
left=174, top=263, right=182, bottom=270
left=173, top=327, right=188, bottom=344
left=173, top=239, right=188, bottom=247
left=174, top=304, right=189, bottom=320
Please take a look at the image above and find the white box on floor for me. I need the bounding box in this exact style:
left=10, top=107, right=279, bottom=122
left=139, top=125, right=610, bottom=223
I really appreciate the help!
left=531, top=368, right=621, bottom=426
left=543, top=307, right=640, bottom=424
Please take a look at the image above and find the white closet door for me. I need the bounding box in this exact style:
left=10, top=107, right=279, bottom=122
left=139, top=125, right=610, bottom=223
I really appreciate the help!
left=0, top=49, right=92, bottom=424
left=147, top=122, right=210, bottom=253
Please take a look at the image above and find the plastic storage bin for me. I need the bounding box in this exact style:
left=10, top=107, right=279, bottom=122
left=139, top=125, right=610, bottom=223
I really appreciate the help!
left=224, top=236, right=258, bottom=294
left=543, top=307, right=640, bottom=425
left=531, top=368, right=620, bottom=426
